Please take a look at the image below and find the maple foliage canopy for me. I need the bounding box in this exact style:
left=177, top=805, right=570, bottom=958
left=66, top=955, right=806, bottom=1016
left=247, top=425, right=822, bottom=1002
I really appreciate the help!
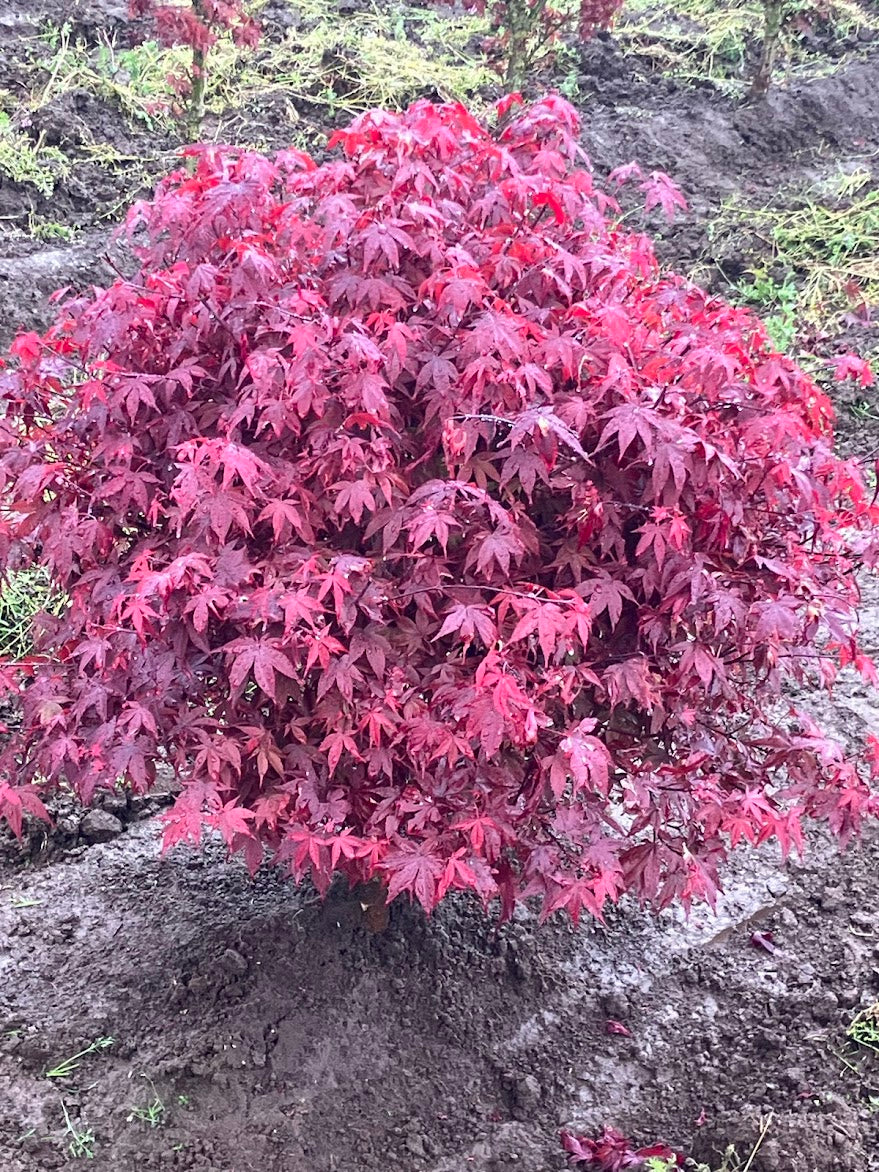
left=2, top=94, right=878, bottom=919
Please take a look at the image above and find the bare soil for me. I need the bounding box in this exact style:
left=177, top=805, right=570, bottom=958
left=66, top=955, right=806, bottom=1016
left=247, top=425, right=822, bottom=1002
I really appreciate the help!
left=2, top=6, right=879, bottom=1169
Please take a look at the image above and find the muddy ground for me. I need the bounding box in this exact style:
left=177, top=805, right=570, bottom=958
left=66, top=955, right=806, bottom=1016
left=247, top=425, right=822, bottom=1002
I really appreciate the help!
left=2, top=2, right=879, bottom=1169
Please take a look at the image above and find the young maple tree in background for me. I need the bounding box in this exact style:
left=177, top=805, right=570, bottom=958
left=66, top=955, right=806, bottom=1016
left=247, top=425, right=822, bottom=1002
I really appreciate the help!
left=751, top=0, right=787, bottom=97
left=129, top=0, right=260, bottom=138
left=1, top=94, right=878, bottom=921
left=749, top=1, right=868, bottom=98
left=461, top=0, right=625, bottom=89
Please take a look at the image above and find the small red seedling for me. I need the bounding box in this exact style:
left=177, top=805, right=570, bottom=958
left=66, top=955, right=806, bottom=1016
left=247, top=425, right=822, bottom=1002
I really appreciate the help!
left=749, top=930, right=777, bottom=954
left=562, top=1125, right=685, bottom=1169
left=605, top=1020, right=632, bottom=1037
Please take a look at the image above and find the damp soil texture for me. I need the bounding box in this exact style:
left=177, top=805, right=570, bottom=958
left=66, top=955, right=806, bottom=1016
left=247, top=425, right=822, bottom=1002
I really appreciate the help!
left=2, top=3, right=879, bottom=1170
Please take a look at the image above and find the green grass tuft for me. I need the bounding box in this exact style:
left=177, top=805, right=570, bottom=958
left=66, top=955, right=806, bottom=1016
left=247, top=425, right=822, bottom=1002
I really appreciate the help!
left=706, top=165, right=879, bottom=345
left=0, top=112, right=69, bottom=198
left=0, top=568, right=66, bottom=662
left=32, top=1, right=492, bottom=140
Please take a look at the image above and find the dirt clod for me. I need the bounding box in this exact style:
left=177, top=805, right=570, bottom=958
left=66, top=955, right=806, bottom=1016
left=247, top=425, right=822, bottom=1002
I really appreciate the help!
left=79, top=809, right=125, bottom=843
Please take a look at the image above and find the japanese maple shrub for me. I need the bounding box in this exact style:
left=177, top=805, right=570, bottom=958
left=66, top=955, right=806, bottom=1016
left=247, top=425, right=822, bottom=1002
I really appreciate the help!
left=129, top=0, right=260, bottom=138
left=1, top=94, right=878, bottom=920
